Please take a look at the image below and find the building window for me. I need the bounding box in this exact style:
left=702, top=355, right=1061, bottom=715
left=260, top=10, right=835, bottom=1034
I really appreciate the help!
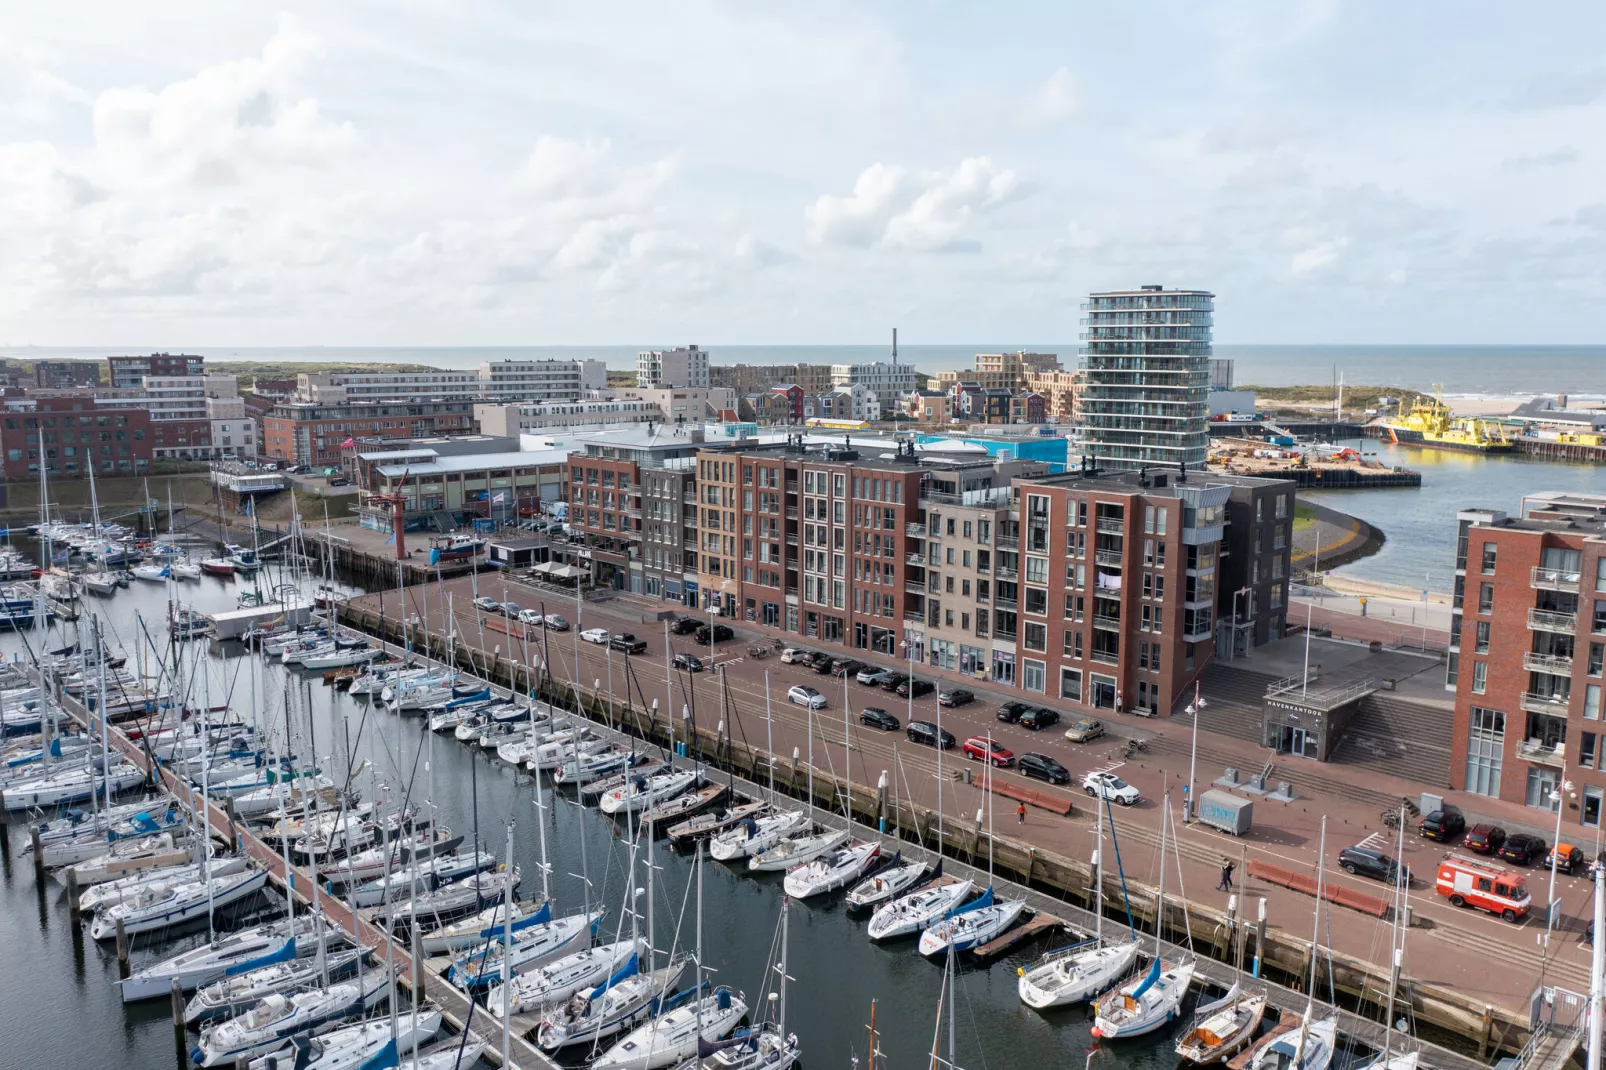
left=1022, top=659, right=1046, bottom=693
left=1582, top=731, right=1598, bottom=771
left=1471, top=660, right=1487, bottom=694
left=1465, top=705, right=1504, bottom=798
left=1023, top=622, right=1047, bottom=652
left=1587, top=684, right=1603, bottom=721
left=1590, top=643, right=1605, bottom=677
left=1060, top=668, right=1082, bottom=701
left=1475, top=621, right=1490, bottom=654
left=1586, top=787, right=1604, bottom=829
left=992, top=650, right=1015, bottom=686
left=1526, top=767, right=1562, bottom=811
left=1478, top=583, right=1494, bottom=614
left=1481, top=542, right=1497, bottom=575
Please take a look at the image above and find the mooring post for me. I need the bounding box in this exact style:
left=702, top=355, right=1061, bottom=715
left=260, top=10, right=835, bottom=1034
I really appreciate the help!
left=31, top=825, right=44, bottom=879
left=66, top=868, right=81, bottom=916
left=116, top=917, right=131, bottom=978
left=1252, top=897, right=1268, bottom=979
left=171, top=977, right=187, bottom=1068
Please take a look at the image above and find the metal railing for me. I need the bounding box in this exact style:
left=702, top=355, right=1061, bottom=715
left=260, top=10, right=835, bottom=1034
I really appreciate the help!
left=996, top=565, right=1018, bottom=579
left=1531, top=566, right=1581, bottom=593
left=1523, top=652, right=1574, bottom=675
left=1520, top=692, right=1571, bottom=716
left=906, top=522, right=926, bottom=537
left=906, top=553, right=927, bottom=567
left=1516, top=739, right=1567, bottom=768
left=1096, top=517, right=1126, bottom=535
left=1091, top=649, right=1119, bottom=665
left=996, top=535, right=1019, bottom=549
left=1095, top=550, right=1123, bottom=567
left=1528, top=608, right=1578, bottom=633
left=1092, top=614, right=1122, bottom=631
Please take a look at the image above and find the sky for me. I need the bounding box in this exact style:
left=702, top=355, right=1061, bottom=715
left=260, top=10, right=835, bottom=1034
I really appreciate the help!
left=3, top=2, right=1605, bottom=347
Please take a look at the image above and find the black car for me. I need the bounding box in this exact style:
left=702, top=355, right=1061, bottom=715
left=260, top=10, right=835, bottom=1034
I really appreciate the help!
left=830, top=658, right=865, bottom=677
left=1020, top=707, right=1060, bottom=731
left=879, top=672, right=910, bottom=693
left=1498, top=833, right=1547, bottom=866
left=896, top=678, right=935, bottom=699
left=812, top=656, right=843, bottom=675
left=1337, top=845, right=1408, bottom=885
left=906, top=720, right=956, bottom=749
left=670, top=616, right=701, bottom=635
left=672, top=653, right=704, bottom=673
left=937, top=688, right=974, bottom=708
left=860, top=707, right=901, bottom=731
left=1018, top=752, right=1071, bottom=785
left=694, top=624, right=734, bottom=644
left=1418, top=809, right=1466, bottom=842
left=609, top=634, right=648, bottom=655
left=996, top=701, right=1030, bottom=724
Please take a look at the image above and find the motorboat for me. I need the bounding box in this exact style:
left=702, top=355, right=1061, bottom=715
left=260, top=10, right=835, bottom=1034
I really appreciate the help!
left=708, top=810, right=807, bottom=862
left=865, top=879, right=974, bottom=942
left=1175, top=983, right=1269, bottom=1065
left=591, top=986, right=749, bottom=1070
left=226, top=545, right=260, bottom=573
left=600, top=768, right=700, bottom=817
left=487, top=938, right=648, bottom=1018
left=781, top=839, right=880, bottom=899
left=446, top=909, right=604, bottom=990
left=843, top=853, right=928, bottom=912
left=191, top=971, right=389, bottom=1066
left=747, top=827, right=848, bottom=873
left=917, top=888, right=1027, bottom=956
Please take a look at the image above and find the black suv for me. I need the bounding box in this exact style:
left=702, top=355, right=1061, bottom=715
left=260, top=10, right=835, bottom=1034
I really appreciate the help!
left=672, top=653, right=703, bottom=673
left=937, top=688, right=974, bottom=708
left=860, top=707, right=900, bottom=731
left=609, top=634, right=647, bottom=655
left=670, top=616, right=701, bottom=635
left=996, top=701, right=1030, bottom=724
left=906, top=720, right=956, bottom=749
left=1337, top=846, right=1408, bottom=885
left=880, top=672, right=910, bottom=693
left=1020, top=707, right=1060, bottom=731
left=1018, top=753, right=1071, bottom=785
left=896, top=678, right=935, bottom=699
left=1418, top=809, right=1466, bottom=842
left=694, top=624, right=734, bottom=644
left=1498, top=833, right=1547, bottom=866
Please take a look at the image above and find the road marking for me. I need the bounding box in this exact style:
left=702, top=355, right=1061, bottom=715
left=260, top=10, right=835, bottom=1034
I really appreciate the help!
left=1352, top=831, right=1388, bottom=852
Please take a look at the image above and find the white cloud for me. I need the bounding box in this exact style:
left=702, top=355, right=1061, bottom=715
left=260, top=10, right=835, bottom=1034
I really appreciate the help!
left=1022, top=67, right=1077, bottom=127
left=1290, top=239, right=1344, bottom=275
left=806, top=157, right=1021, bottom=252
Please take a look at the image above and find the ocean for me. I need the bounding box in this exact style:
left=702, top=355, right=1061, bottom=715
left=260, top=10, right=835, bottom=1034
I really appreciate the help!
left=5, top=343, right=1605, bottom=398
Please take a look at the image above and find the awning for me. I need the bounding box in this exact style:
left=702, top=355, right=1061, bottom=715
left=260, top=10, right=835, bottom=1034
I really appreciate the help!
left=532, top=561, right=560, bottom=574
left=552, top=564, right=588, bottom=579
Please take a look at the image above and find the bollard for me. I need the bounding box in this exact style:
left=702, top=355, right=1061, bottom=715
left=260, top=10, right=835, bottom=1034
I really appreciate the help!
left=31, top=825, right=44, bottom=879
left=410, top=922, right=426, bottom=1002
left=116, top=917, right=131, bottom=978
left=66, top=868, right=81, bottom=916
left=171, top=977, right=187, bottom=1068
left=1252, top=897, right=1268, bottom=979
left=225, top=796, right=239, bottom=852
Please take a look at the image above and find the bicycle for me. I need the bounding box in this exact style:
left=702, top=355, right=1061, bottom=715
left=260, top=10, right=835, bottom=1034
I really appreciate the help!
left=1381, top=809, right=1402, bottom=829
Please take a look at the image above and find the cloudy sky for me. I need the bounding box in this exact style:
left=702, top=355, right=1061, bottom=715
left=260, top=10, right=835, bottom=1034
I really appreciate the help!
left=3, top=2, right=1604, bottom=346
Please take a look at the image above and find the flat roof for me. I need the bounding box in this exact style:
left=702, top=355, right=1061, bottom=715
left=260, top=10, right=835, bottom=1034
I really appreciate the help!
left=374, top=448, right=570, bottom=477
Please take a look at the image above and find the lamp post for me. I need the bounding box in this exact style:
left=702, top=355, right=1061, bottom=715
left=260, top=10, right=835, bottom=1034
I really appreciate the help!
left=1184, top=680, right=1207, bottom=822
left=1230, top=587, right=1251, bottom=661
left=707, top=578, right=731, bottom=673
left=1546, top=777, right=1576, bottom=954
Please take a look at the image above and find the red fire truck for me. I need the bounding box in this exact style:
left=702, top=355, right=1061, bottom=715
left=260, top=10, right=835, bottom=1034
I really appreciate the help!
left=1435, top=853, right=1531, bottom=922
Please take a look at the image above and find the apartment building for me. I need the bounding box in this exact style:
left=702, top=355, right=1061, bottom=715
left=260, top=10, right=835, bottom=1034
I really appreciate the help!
left=619, top=386, right=731, bottom=426
left=1, top=395, right=154, bottom=478
left=1025, top=369, right=1082, bottom=422
left=1448, top=492, right=1606, bottom=825
left=830, top=361, right=917, bottom=412
left=711, top=363, right=836, bottom=395
left=261, top=399, right=477, bottom=467
left=564, top=427, right=706, bottom=598
left=206, top=395, right=255, bottom=460
left=908, top=392, right=953, bottom=423
left=975, top=351, right=1061, bottom=384
left=107, top=353, right=203, bottom=388
left=296, top=370, right=482, bottom=404
left=637, top=345, right=710, bottom=389
left=475, top=399, right=662, bottom=436
left=479, top=358, right=607, bottom=400
left=34, top=361, right=100, bottom=389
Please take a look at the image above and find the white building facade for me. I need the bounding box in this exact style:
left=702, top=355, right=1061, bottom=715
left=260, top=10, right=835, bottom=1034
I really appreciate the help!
left=637, top=345, right=710, bottom=389
left=475, top=399, right=664, bottom=436
left=478, top=359, right=607, bottom=400
left=830, top=361, right=916, bottom=412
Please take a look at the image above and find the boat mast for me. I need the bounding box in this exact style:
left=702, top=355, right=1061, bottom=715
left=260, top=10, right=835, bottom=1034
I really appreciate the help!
left=1295, top=817, right=1328, bottom=1059
left=694, top=842, right=705, bottom=1055
left=94, top=616, right=109, bottom=824
left=201, top=651, right=214, bottom=943
left=1155, top=788, right=1168, bottom=961
left=764, top=671, right=775, bottom=804
left=1381, top=803, right=1408, bottom=1064
left=501, top=819, right=514, bottom=1070
left=1093, top=791, right=1104, bottom=946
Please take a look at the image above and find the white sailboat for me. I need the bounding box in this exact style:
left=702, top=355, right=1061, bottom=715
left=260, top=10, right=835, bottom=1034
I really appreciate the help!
left=708, top=809, right=807, bottom=862
left=191, top=970, right=390, bottom=1066
left=487, top=936, right=648, bottom=1018
left=184, top=947, right=370, bottom=1024
left=844, top=853, right=929, bottom=912
left=1248, top=817, right=1339, bottom=1070
left=600, top=767, right=701, bottom=816
left=747, top=826, right=847, bottom=873
left=88, top=866, right=270, bottom=939
left=865, top=878, right=975, bottom=942
left=918, top=754, right=1027, bottom=957
left=119, top=916, right=333, bottom=1002
left=249, top=1007, right=443, bottom=1069
left=782, top=839, right=880, bottom=899
left=1019, top=795, right=1141, bottom=1008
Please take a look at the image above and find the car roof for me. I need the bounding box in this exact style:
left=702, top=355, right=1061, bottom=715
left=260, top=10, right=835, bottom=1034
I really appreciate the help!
left=1468, top=823, right=1499, bottom=833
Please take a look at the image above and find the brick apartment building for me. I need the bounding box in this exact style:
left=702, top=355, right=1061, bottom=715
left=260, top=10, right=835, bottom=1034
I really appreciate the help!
left=2, top=395, right=154, bottom=478
left=1448, top=493, right=1606, bottom=826
left=33, top=360, right=100, bottom=389
left=261, top=399, right=477, bottom=467
left=107, top=353, right=203, bottom=388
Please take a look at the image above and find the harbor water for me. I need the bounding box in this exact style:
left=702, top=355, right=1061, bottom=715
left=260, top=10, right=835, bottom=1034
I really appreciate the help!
left=0, top=568, right=1195, bottom=1070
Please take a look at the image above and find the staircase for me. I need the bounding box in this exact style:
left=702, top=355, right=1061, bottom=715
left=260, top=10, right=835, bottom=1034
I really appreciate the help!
left=429, top=511, right=458, bottom=534
left=1170, top=662, right=1279, bottom=745
left=1327, top=693, right=1454, bottom=788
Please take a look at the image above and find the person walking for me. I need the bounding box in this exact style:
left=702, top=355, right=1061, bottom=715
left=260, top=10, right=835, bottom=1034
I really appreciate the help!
left=1017, top=802, right=1027, bottom=825
left=1217, top=859, right=1235, bottom=892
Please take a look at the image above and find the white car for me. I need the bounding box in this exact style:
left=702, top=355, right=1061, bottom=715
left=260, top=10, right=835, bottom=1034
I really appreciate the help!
left=779, top=648, right=806, bottom=664
left=787, top=685, right=827, bottom=709
left=519, top=609, right=545, bottom=625
left=580, top=628, right=610, bottom=645
left=544, top=614, right=570, bottom=631
left=1081, top=771, right=1140, bottom=806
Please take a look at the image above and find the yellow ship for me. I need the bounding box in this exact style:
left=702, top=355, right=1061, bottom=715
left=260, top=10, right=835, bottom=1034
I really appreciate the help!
left=1381, top=387, right=1513, bottom=453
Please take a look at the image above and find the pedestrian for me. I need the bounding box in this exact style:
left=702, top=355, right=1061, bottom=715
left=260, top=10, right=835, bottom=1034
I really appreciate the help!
left=1217, top=859, right=1235, bottom=892
left=1017, top=802, right=1027, bottom=825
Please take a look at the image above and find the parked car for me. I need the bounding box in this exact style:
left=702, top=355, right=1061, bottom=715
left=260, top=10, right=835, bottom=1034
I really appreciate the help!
left=1498, top=833, right=1547, bottom=866
left=500, top=602, right=523, bottom=618
left=896, top=677, right=935, bottom=699
left=860, top=707, right=900, bottom=731
left=787, top=685, right=827, bottom=709
left=1019, top=753, right=1071, bottom=785
left=962, top=736, right=1015, bottom=767
left=543, top=614, right=569, bottom=631
left=812, top=655, right=844, bottom=675
left=1548, top=843, right=1587, bottom=876
left=670, top=616, right=701, bottom=635
left=879, top=672, right=910, bottom=693
left=473, top=596, right=500, bottom=612
left=1063, top=717, right=1104, bottom=743
left=328, top=477, right=351, bottom=487
left=1020, top=707, right=1060, bottom=731
left=906, top=720, right=956, bottom=749
left=1338, top=845, right=1409, bottom=885
left=579, top=628, right=610, bottom=645
left=609, top=634, right=647, bottom=655
left=1418, top=809, right=1466, bottom=843
left=798, top=651, right=831, bottom=669
left=1436, top=854, right=1531, bottom=922
left=996, top=701, right=1030, bottom=724
left=1463, top=824, right=1507, bottom=855
left=830, top=658, right=864, bottom=677
left=779, top=648, right=809, bottom=665
left=1082, top=771, right=1140, bottom=806
left=519, top=609, right=545, bottom=625
left=672, top=653, right=704, bottom=673
left=857, top=666, right=892, bottom=686
left=937, top=688, right=974, bottom=708
left=695, top=624, right=734, bottom=644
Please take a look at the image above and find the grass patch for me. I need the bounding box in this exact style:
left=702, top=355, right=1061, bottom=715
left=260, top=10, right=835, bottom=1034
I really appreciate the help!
left=1292, top=500, right=1318, bottom=534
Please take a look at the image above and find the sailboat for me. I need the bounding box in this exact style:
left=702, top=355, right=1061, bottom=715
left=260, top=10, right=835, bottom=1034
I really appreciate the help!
left=1091, top=791, right=1195, bottom=1038
left=670, top=895, right=801, bottom=1070
left=865, top=877, right=975, bottom=942
left=917, top=751, right=1027, bottom=956
left=1353, top=803, right=1419, bottom=1070
left=844, top=852, right=929, bottom=912
left=1019, top=794, right=1142, bottom=1008
left=1248, top=817, right=1339, bottom=1070
left=709, top=809, right=807, bottom=862
left=190, top=969, right=390, bottom=1066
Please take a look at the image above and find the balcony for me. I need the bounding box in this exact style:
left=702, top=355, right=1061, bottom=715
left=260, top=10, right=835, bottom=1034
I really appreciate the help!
left=996, top=534, right=1019, bottom=550
left=1096, top=517, right=1126, bottom=535
left=906, top=553, right=927, bottom=567
left=785, top=507, right=799, bottom=520
left=1095, top=551, right=1124, bottom=567
left=905, top=580, right=927, bottom=595
left=785, top=534, right=798, bottom=547
left=1091, top=649, right=1120, bottom=665
left=1093, top=614, right=1122, bottom=631
left=906, top=522, right=926, bottom=537
left=902, top=609, right=925, bottom=622
left=1531, top=566, right=1581, bottom=593
left=995, top=596, right=1018, bottom=610
left=1183, top=622, right=1215, bottom=642
left=1523, top=651, right=1575, bottom=676
left=1516, top=738, right=1568, bottom=769
left=1528, top=608, right=1579, bottom=633
left=996, top=565, right=1018, bottom=579
left=1520, top=691, right=1571, bottom=716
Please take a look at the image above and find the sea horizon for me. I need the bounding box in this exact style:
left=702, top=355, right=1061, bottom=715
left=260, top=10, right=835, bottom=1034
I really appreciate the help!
left=4, top=342, right=1604, bottom=397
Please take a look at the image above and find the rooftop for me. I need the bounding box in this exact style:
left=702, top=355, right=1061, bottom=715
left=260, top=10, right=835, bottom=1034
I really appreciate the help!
left=373, top=448, right=570, bottom=477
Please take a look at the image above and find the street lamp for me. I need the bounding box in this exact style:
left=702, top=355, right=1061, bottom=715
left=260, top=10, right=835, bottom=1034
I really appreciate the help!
left=1184, top=680, right=1208, bottom=821
left=1230, top=587, right=1251, bottom=661
left=1546, top=778, right=1577, bottom=950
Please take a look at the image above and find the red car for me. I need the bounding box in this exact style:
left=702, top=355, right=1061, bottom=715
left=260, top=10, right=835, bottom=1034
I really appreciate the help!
left=962, top=736, right=1015, bottom=767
